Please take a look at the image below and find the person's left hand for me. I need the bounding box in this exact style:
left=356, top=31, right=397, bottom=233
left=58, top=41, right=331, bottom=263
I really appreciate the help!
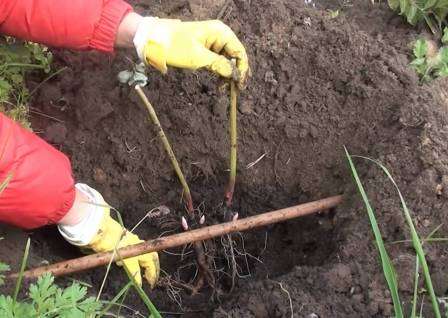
left=133, top=18, right=249, bottom=88
left=87, top=207, right=160, bottom=288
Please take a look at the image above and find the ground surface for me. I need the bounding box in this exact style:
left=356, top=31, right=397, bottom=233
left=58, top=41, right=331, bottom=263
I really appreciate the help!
left=1, top=0, right=448, bottom=317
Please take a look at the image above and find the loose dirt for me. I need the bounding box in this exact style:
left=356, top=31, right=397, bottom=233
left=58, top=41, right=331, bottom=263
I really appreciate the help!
left=2, top=0, right=448, bottom=317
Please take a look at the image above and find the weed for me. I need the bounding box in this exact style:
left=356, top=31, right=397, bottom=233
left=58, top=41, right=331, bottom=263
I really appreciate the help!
left=0, top=238, right=99, bottom=317
left=346, top=148, right=441, bottom=318
left=328, top=9, right=340, bottom=19
left=411, top=27, right=448, bottom=81
left=345, top=149, right=403, bottom=317
left=0, top=273, right=101, bottom=317
left=0, top=262, right=9, bottom=286
left=100, top=206, right=162, bottom=318
left=388, top=0, right=448, bottom=33
left=387, top=1, right=448, bottom=80
left=0, top=38, right=52, bottom=128
left=0, top=222, right=161, bottom=317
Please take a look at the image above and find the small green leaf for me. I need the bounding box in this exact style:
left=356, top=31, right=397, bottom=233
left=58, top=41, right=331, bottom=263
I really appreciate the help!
left=388, top=0, right=400, bottom=10
left=433, top=0, right=448, bottom=10
left=410, top=57, right=426, bottom=67
left=406, top=5, right=421, bottom=25
left=0, top=263, right=10, bottom=286
left=329, top=9, right=339, bottom=19
left=439, top=47, right=448, bottom=62
left=423, top=0, right=438, bottom=10
left=436, top=66, right=448, bottom=76
left=0, top=295, right=14, bottom=317
left=413, top=39, right=428, bottom=58
left=10, top=74, right=23, bottom=85
left=399, top=0, right=410, bottom=15
left=442, top=27, right=448, bottom=44
left=0, top=79, right=12, bottom=91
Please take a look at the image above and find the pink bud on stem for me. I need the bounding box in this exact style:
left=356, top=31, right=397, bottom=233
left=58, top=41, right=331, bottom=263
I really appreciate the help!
left=181, top=216, right=189, bottom=231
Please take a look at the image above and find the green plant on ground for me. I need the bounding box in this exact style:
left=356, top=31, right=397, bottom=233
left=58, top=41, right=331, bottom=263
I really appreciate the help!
left=0, top=262, right=9, bottom=286
left=0, top=229, right=161, bottom=317
left=0, top=37, right=52, bottom=128
left=345, top=147, right=441, bottom=318
left=0, top=273, right=101, bottom=317
left=411, top=27, right=448, bottom=81
left=387, top=0, right=448, bottom=32
left=386, top=1, right=448, bottom=81
left=0, top=238, right=100, bottom=317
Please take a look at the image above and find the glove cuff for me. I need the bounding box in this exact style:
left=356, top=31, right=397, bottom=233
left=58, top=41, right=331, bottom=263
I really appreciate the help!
left=133, top=17, right=179, bottom=73
left=133, top=17, right=157, bottom=62
left=58, top=183, right=107, bottom=246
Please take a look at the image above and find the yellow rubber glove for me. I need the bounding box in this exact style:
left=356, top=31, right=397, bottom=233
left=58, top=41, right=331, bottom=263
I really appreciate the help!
left=87, top=207, right=160, bottom=288
left=133, top=18, right=249, bottom=88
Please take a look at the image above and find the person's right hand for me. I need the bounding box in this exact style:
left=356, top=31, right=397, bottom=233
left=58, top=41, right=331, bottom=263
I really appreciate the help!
left=133, top=17, right=249, bottom=88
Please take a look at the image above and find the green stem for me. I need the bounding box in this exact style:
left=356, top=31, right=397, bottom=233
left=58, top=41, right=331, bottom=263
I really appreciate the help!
left=30, top=66, right=68, bottom=97
left=13, top=238, right=30, bottom=309
left=5, top=63, right=46, bottom=69
left=225, top=81, right=238, bottom=207
left=135, top=86, right=194, bottom=213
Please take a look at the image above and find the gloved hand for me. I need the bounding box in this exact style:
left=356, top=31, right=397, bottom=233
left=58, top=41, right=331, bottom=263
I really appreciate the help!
left=58, top=184, right=159, bottom=288
left=133, top=18, right=249, bottom=88
left=87, top=208, right=160, bottom=288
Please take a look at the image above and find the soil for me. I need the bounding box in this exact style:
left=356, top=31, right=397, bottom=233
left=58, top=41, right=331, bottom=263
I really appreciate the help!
left=2, top=0, right=448, bottom=317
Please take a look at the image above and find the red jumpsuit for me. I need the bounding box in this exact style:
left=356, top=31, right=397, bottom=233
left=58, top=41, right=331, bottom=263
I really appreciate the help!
left=0, top=0, right=132, bottom=229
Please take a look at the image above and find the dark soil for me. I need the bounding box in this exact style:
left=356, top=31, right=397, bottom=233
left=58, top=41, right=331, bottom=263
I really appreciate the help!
left=2, top=0, right=448, bottom=317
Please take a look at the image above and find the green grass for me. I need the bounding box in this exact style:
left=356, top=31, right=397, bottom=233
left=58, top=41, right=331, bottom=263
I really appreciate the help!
left=112, top=207, right=162, bottom=318
left=12, top=238, right=30, bottom=308
left=345, top=148, right=403, bottom=317
left=0, top=38, right=52, bottom=129
left=345, top=147, right=441, bottom=318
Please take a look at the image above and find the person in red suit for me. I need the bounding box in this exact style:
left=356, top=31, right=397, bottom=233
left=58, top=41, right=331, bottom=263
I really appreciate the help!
left=0, top=0, right=248, bottom=287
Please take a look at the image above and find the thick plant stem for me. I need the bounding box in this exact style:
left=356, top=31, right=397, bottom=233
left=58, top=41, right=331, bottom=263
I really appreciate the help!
left=225, top=81, right=238, bottom=207
left=11, top=195, right=343, bottom=280
left=135, top=85, right=194, bottom=213
left=135, top=85, right=208, bottom=291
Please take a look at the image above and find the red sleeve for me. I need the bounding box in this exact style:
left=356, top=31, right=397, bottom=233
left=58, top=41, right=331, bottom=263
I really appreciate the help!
left=0, top=113, right=75, bottom=229
left=0, top=0, right=133, bottom=52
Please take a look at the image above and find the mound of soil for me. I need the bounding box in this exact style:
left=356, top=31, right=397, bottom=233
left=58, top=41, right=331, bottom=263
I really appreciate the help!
left=7, top=0, right=448, bottom=316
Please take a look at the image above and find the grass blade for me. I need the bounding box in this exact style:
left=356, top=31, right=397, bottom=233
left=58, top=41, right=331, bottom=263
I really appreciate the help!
left=97, top=281, right=133, bottom=317
left=122, top=264, right=162, bottom=318
left=411, top=224, right=444, bottom=317
left=13, top=237, right=30, bottom=307
left=352, top=155, right=441, bottom=318
left=411, top=256, right=420, bottom=318
left=344, top=147, right=404, bottom=318
left=0, top=172, right=12, bottom=195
